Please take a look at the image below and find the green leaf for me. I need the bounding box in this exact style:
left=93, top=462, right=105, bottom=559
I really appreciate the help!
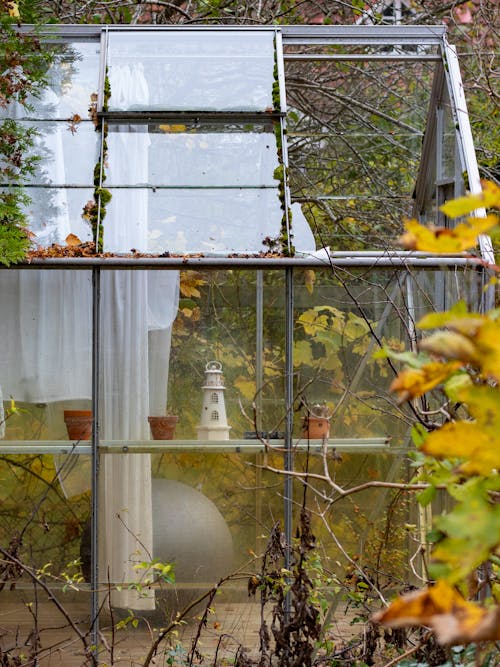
left=417, top=301, right=468, bottom=329
left=411, top=423, right=428, bottom=448
left=416, top=485, right=436, bottom=507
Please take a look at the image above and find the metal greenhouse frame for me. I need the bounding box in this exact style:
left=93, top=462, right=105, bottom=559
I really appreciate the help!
left=0, top=24, right=492, bottom=659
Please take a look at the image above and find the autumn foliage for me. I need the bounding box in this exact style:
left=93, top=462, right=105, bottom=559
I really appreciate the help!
left=374, top=182, right=500, bottom=647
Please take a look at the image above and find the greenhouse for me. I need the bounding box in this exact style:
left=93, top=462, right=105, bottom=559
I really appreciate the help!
left=0, top=23, right=493, bottom=665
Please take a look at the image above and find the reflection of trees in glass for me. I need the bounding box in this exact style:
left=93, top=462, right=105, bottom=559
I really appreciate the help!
left=0, top=452, right=89, bottom=572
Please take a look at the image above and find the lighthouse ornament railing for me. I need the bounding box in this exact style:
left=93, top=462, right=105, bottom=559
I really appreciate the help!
left=197, top=361, right=231, bottom=441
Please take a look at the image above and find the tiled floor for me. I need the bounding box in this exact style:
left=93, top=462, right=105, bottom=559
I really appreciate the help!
left=0, top=593, right=357, bottom=665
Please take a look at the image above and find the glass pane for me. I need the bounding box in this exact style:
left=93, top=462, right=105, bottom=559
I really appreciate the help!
left=167, top=270, right=286, bottom=440
left=293, top=266, right=481, bottom=441
left=106, top=123, right=279, bottom=187
left=107, top=31, right=275, bottom=111
left=21, top=186, right=94, bottom=245
left=103, top=188, right=282, bottom=254
left=0, top=270, right=93, bottom=442
left=1, top=121, right=99, bottom=186
left=97, top=268, right=285, bottom=619
left=0, top=40, right=100, bottom=120
left=0, top=453, right=91, bottom=662
left=439, top=89, right=459, bottom=183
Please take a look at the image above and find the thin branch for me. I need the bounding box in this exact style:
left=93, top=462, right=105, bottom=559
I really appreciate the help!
left=258, top=463, right=429, bottom=500
left=0, top=546, right=96, bottom=667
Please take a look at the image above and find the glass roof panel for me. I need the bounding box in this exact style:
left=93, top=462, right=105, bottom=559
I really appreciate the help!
left=103, top=188, right=282, bottom=254
left=106, top=31, right=275, bottom=112
left=106, top=123, right=279, bottom=187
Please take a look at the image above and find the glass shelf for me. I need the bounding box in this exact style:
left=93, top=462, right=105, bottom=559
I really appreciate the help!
left=0, top=438, right=391, bottom=455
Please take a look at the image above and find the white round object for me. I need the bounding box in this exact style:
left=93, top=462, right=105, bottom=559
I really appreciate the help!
left=152, top=478, right=233, bottom=584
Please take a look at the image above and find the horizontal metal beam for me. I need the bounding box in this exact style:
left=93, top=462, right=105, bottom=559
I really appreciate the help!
left=6, top=183, right=277, bottom=190
left=1, top=253, right=481, bottom=270
left=281, top=24, right=446, bottom=46
left=18, top=24, right=447, bottom=47
left=98, top=110, right=283, bottom=123
left=285, top=53, right=441, bottom=62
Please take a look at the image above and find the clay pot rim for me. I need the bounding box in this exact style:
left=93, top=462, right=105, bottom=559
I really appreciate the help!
left=64, top=409, right=92, bottom=419
left=148, top=415, right=179, bottom=422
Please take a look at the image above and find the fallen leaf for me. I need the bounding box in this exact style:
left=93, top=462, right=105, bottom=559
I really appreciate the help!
left=7, top=2, right=20, bottom=18
left=65, top=233, right=82, bottom=246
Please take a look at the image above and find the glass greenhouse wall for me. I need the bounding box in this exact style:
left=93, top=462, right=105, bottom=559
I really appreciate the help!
left=0, top=25, right=492, bottom=664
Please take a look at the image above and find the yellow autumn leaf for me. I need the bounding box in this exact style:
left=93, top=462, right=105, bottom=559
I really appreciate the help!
left=471, top=319, right=500, bottom=380
left=448, top=318, right=500, bottom=380
left=422, top=421, right=500, bottom=475
left=418, top=311, right=500, bottom=380
left=389, top=361, right=461, bottom=403
left=400, top=215, right=498, bottom=253
left=30, top=456, right=56, bottom=483
left=158, top=124, right=186, bottom=133
left=373, top=581, right=500, bottom=645
left=304, top=269, right=315, bottom=295
left=297, top=310, right=329, bottom=336
left=234, top=377, right=256, bottom=400
left=179, top=271, right=205, bottom=298
left=440, top=180, right=500, bottom=218
left=7, top=1, right=20, bottom=17
left=293, top=340, right=314, bottom=367
left=418, top=331, right=478, bottom=364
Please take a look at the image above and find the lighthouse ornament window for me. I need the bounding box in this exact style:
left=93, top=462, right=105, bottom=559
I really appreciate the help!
left=197, top=361, right=231, bottom=440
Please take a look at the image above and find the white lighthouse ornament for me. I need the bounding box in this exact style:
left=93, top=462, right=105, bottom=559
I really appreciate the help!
left=197, top=361, right=231, bottom=441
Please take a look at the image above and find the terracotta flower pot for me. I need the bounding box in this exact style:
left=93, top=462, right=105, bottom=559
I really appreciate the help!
left=148, top=415, right=179, bottom=440
left=64, top=410, right=92, bottom=441
left=301, top=415, right=330, bottom=440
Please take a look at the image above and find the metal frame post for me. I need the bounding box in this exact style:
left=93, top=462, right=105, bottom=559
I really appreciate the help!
left=90, top=268, right=100, bottom=653
left=284, top=267, right=294, bottom=614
